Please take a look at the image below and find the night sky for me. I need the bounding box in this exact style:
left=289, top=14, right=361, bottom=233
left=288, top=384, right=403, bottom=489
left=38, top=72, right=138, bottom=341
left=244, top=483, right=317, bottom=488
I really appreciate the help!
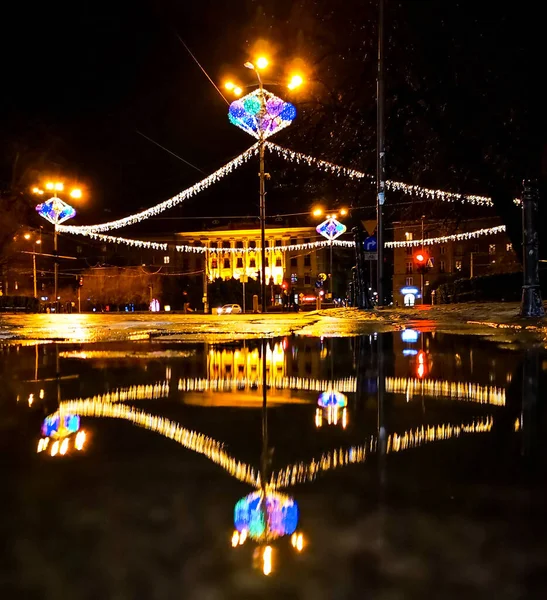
left=1, top=1, right=545, bottom=235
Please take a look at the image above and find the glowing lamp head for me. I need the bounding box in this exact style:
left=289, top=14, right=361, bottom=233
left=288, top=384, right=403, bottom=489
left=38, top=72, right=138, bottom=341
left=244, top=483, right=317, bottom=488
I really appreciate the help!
left=415, top=253, right=425, bottom=263
left=45, top=182, right=54, bottom=190
left=312, top=207, right=323, bottom=217
left=32, top=187, right=40, bottom=194
left=225, top=81, right=235, bottom=90
left=340, top=208, right=348, bottom=216
left=24, top=233, right=31, bottom=240
left=233, top=86, right=242, bottom=96
left=288, top=74, right=303, bottom=90
left=70, top=188, right=82, bottom=199
left=244, top=61, right=255, bottom=70
left=256, top=57, right=269, bottom=69
left=54, top=182, right=64, bottom=191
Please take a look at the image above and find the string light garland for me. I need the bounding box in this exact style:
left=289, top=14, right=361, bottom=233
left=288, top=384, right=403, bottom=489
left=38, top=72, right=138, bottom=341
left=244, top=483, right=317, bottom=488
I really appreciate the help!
left=272, top=416, right=493, bottom=488
left=266, top=142, right=496, bottom=207
left=57, top=144, right=259, bottom=234
left=64, top=230, right=168, bottom=250
left=385, top=225, right=507, bottom=248
left=61, top=400, right=258, bottom=486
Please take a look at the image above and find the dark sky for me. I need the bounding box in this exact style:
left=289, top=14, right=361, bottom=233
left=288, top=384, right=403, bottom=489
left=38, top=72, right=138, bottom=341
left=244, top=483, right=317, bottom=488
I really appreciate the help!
left=1, top=1, right=544, bottom=233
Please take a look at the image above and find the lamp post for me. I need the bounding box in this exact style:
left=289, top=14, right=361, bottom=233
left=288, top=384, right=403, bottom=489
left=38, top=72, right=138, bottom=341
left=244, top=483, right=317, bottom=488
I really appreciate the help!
left=225, top=59, right=302, bottom=312
left=314, top=207, right=348, bottom=301
left=24, top=234, right=42, bottom=298
left=33, top=182, right=81, bottom=312
left=376, top=0, right=386, bottom=307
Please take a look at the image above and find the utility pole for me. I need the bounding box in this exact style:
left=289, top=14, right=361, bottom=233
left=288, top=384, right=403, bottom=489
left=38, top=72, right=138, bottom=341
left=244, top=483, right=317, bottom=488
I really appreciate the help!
left=259, top=101, right=267, bottom=313
left=421, top=215, right=425, bottom=304
left=519, top=180, right=544, bottom=317
left=376, top=0, right=386, bottom=307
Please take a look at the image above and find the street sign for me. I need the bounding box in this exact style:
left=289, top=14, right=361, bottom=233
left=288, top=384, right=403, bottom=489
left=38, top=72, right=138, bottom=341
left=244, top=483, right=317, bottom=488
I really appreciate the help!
left=364, top=252, right=378, bottom=261
left=363, top=236, right=377, bottom=251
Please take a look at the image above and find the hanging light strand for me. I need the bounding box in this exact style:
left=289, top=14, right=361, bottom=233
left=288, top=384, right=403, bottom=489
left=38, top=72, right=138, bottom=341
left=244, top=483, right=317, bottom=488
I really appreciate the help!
left=385, top=225, right=507, bottom=248
left=266, top=142, right=498, bottom=207
left=57, top=144, right=260, bottom=234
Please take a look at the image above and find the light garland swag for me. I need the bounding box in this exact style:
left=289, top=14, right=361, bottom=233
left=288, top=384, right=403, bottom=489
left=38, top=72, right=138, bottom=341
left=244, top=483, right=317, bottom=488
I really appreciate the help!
left=57, top=144, right=259, bottom=234
left=265, top=142, right=496, bottom=207
left=385, top=225, right=507, bottom=248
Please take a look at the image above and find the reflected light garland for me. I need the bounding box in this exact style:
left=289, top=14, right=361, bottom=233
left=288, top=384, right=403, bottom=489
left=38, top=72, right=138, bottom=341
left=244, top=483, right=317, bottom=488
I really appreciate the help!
left=385, top=225, right=507, bottom=248
left=178, top=376, right=357, bottom=393
left=61, top=400, right=258, bottom=486
left=273, top=417, right=493, bottom=488
left=386, top=377, right=506, bottom=406
left=57, top=144, right=259, bottom=234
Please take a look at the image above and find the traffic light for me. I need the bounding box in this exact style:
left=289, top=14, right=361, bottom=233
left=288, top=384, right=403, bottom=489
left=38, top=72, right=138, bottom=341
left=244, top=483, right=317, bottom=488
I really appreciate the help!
left=414, top=252, right=429, bottom=274
left=78, top=277, right=84, bottom=287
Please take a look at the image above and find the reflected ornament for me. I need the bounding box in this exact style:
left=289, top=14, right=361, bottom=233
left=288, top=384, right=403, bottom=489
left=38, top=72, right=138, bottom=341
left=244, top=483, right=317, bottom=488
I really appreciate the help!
left=234, top=490, right=298, bottom=541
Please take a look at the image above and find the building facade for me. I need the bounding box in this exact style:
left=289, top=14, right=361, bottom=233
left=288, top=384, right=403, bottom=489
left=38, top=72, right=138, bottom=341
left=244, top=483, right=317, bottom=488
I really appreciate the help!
left=392, top=218, right=520, bottom=304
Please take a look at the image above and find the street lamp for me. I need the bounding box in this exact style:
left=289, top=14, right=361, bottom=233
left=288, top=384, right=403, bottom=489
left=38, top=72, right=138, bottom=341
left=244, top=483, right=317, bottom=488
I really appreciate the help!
left=33, top=182, right=81, bottom=311
left=224, top=57, right=302, bottom=312
left=313, top=207, right=348, bottom=301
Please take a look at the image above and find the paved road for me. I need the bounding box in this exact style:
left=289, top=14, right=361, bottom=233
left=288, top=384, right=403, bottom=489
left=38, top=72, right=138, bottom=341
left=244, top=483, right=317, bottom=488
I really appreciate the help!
left=0, top=311, right=391, bottom=342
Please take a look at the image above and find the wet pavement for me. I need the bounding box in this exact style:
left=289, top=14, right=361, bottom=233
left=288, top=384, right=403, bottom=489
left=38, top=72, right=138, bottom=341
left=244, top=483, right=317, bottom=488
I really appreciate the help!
left=1, top=328, right=547, bottom=598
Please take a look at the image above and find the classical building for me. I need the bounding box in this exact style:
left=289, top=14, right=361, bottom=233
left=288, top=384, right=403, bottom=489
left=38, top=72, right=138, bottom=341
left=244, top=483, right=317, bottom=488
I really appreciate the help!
left=161, top=224, right=338, bottom=307
left=392, top=218, right=520, bottom=304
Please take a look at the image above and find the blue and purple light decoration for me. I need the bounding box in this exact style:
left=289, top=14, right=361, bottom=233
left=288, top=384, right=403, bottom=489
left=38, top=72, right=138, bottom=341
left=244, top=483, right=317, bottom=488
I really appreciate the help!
left=318, top=390, right=348, bottom=408
left=41, top=413, right=80, bottom=439
left=316, top=218, right=347, bottom=241
left=234, top=490, right=299, bottom=541
left=36, top=197, right=76, bottom=226
left=228, top=89, right=297, bottom=139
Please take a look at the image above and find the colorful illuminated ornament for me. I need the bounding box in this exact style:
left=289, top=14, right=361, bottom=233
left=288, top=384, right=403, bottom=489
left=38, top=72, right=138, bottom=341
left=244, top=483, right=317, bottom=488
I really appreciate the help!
left=41, top=413, right=81, bottom=438
left=36, top=197, right=76, bottom=226
left=316, top=218, right=347, bottom=241
left=318, top=390, right=348, bottom=408
left=234, top=490, right=298, bottom=541
left=229, top=89, right=296, bottom=139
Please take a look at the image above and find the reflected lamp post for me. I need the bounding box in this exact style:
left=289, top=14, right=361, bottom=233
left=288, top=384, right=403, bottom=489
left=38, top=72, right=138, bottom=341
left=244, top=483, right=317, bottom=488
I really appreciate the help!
left=23, top=233, right=41, bottom=298
left=224, top=59, right=302, bottom=312
left=33, top=183, right=81, bottom=311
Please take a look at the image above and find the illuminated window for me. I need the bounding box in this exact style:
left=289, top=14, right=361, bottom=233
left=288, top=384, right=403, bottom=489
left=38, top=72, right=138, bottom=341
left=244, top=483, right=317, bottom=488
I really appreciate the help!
left=304, top=255, right=311, bottom=267
left=236, top=257, right=243, bottom=268
left=406, top=262, right=413, bottom=274
left=489, top=244, right=496, bottom=255
left=211, top=258, right=218, bottom=269
left=265, top=258, right=269, bottom=267
left=455, top=260, right=462, bottom=271
left=405, top=232, right=413, bottom=241
left=223, top=258, right=230, bottom=269
left=77, top=246, right=82, bottom=254
left=506, top=243, right=513, bottom=252
left=439, top=260, right=445, bottom=273
left=250, top=258, right=256, bottom=268
left=276, top=257, right=282, bottom=267
left=164, top=256, right=170, bottom=264
left=405, top=277, right=413, bottom=286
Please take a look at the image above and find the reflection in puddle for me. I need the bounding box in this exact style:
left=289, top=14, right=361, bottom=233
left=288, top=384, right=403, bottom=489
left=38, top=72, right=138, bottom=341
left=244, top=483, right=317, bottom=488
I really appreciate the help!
left=2, top=331, right=545, bottom=592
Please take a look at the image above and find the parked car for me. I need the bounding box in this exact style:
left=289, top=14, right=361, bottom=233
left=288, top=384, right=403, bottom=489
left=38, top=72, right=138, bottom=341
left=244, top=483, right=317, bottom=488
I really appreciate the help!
left=216, top=304, right=243, bottom=315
